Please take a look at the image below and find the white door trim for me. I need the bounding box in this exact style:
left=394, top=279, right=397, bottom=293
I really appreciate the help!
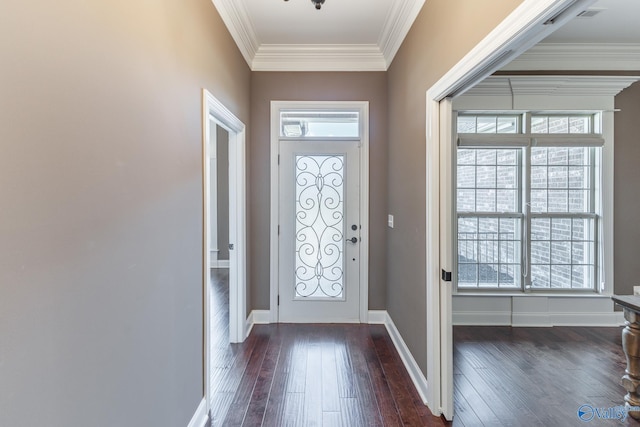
left=423, top=0, right=596, bottom=419
left=270, top=101, right=370, bottom=323
left=202, top=89, right=247, bottom=415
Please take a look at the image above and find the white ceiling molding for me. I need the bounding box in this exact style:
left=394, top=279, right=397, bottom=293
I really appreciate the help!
left=465, top=76, right=640, bottom=97
left=378, top=0, right=426, bottom=68
left=252, top=44, right=387, bottom=72
left=211, top=0, right=424, bottom=71
left=454, top=75, right=640, bottom=111
left=211, top=0, right=260, bottom=66
left=502, top=43, right=640, bottom=71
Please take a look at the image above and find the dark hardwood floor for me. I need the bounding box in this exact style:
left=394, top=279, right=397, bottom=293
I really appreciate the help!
left=208, top=271, right=633, bottom=426
left=208, top=269, right=446, bottom=427
left=453, top=325, right=633, bottom=427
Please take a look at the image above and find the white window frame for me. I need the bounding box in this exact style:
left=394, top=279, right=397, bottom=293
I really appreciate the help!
left=454, top=110, right=609, bottom=295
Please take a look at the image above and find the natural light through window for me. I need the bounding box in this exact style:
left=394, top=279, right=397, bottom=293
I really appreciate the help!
left=456, top=112, right=602, bottom=292
left=280, top=111, right=359, bottom=138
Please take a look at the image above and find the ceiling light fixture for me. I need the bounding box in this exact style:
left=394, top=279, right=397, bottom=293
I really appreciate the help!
left=284, top=0, right=325, bottom=10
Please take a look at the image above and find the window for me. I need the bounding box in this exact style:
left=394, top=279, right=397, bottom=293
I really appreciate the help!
left=280, top=111, right=359, bottom=138
left=456, top=112, right=603, bottom=292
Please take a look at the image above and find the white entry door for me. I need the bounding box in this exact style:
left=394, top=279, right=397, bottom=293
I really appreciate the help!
left=278, top=140, right=361, bottom=323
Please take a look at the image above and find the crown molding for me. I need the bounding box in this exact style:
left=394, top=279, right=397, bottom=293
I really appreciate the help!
left=378, top=0, right=425, bottom=68
left=464, top=75, right=640, bottom=97
left=211, top=0, right=424, bottom=71
left=211, top=0, right=259, bottom=67
left=502, top=43, right=640, bottom=71
left=252, top=44, right=387, bottom=71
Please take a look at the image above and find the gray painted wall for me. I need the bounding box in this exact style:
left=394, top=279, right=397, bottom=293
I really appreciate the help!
left=615, top=80, right=640, bottom=296
left=386, top=0, right=524, bottom=375
left=0, top=0, right=250, bottom=425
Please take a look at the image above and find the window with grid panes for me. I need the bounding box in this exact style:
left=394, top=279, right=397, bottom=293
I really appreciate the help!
left=456, top=113, right=602, bottom=292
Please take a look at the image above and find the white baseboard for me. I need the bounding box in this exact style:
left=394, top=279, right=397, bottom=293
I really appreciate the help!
left=549, top=311, right=624, bottom=327
left=453, top=311, right=512, bottom=326
left=187, top=398, right=208, bottom=427
left=373, top=311, right=429, bottom=406
left=367, top=310, right=387, bottom=324
left=507, top=311, right=624, bottom=327
left=210, top=259, right=230, bottom=269
left=245, top=310, right=271, bottom=337
left=453, top=295, right=624, bottom=327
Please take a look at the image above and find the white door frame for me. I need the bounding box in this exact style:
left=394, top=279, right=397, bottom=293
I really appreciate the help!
left=202, top=89, right=247, bottom=411
left=269, top=101, right=370, bottom=323
left=424, top=0, right=595, bottom=419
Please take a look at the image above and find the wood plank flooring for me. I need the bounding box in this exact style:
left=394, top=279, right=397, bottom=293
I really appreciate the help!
left=211, top=324, right=446, bottom=426
left=453, top=325, right=633, bottom=427
left=209, top=271, right=632, bottom=426
left=208, top=269, right=445, bottom=427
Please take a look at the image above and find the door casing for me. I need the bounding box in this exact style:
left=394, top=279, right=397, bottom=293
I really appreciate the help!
left=270, top=101, right=370, bottom=323
left=202, top=89, right=247, bottom=415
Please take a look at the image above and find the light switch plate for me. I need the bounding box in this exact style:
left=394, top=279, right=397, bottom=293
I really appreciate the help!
left=388, top=214, right=394, bottom=228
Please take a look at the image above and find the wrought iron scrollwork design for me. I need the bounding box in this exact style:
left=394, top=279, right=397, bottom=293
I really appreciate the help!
left=294, top=155, right=344, bottom=298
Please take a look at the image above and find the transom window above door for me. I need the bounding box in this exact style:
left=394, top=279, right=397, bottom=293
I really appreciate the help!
left=280, top=110, right=360, bottom=138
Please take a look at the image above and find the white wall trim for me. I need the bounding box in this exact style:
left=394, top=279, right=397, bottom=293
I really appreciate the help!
left=502, top=43, right=640, bottom=71
left=210, top=0, right=259, bottom=67
left=187, top=398, right=208, bottom=427
left=378, top=0, right=426, bottom=68
left=202, top=89, right=247, bottom=425
left=425, top=0, right=597, bottom=419
left=512, top=312, right=624, bottom=327
left=245, top=310, right=271, bottom=338
left=203, top=89, right=247, bottom=345
left=379, top=311, right=429, bottom=406
left=457, top=75, right=640, bottom=100
left=453, top=311, right=625, bottom=327
left=453, top=311, right=513, bottom=326
left=252, top=44, right=387, bottom=72
left=367, top=310, right=387, bottom=324
left=452, top=295, right=624, bottom=327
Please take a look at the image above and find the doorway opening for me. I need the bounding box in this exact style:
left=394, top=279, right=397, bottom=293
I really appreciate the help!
left=424, top=0, right=596, bottom=420
left=202, top=90, right=247, bottom=418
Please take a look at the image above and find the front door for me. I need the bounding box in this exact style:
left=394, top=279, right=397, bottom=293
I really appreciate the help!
left=278, top=140, right=360, bottom=322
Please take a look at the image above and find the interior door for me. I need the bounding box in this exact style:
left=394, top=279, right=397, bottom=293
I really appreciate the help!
left=278, top=140, right=360, bottom=323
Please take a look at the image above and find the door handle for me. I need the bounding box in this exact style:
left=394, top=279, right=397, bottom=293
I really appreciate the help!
left=346, top=237, right=358, bottom=244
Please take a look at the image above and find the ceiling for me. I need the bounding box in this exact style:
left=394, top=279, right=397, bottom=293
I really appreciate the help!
left=212, top=0, right=640, bottom=72
left=212, top=0, right=424, bottom=71
left=543, top=0, right=640, bottom=43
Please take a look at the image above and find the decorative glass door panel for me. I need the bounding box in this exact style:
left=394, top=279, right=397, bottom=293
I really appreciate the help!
left=295, top=155, right=345, bottom=299
left=279, top=141, right=360, bottom=322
